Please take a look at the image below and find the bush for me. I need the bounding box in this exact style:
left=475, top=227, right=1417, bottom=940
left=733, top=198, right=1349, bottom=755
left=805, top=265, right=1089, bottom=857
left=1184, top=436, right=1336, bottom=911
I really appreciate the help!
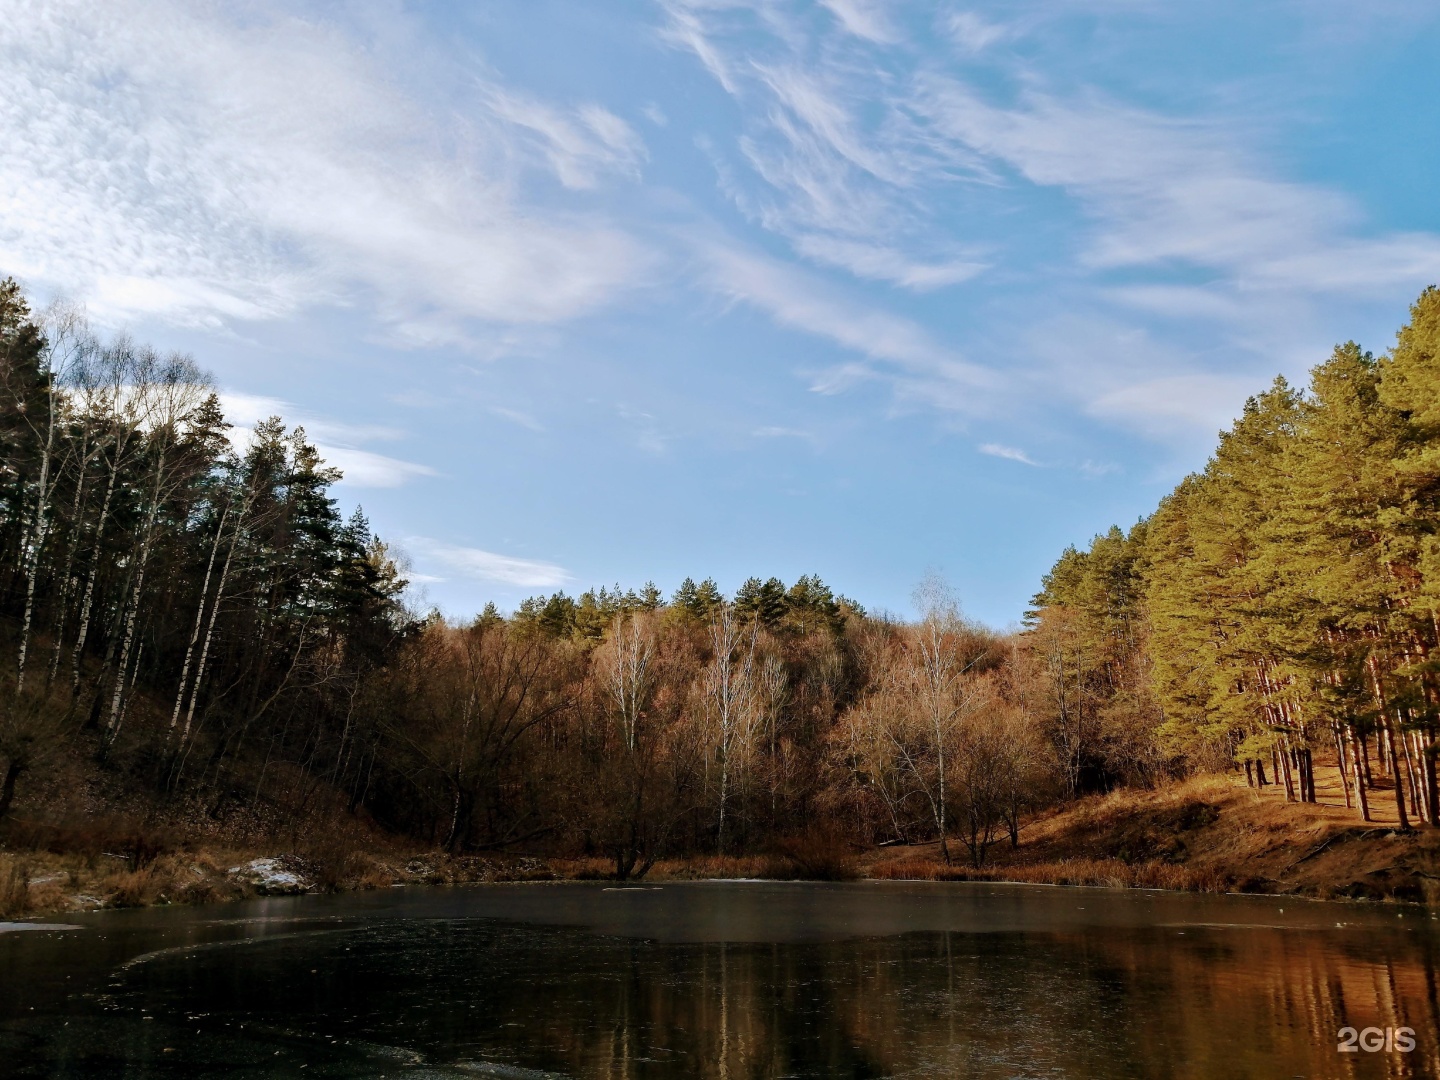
left=771, top=828, right=860, bottom=881
left=3, top=817, right=172, bottom=869
left=0, top=855, right=31, bottom=917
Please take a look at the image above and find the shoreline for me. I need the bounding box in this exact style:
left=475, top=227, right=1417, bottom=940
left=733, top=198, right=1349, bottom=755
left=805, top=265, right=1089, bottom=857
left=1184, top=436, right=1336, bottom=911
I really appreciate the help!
left=6, top=775, right=1439, bottom=919
left=3, top=865, right=1430, bottom=932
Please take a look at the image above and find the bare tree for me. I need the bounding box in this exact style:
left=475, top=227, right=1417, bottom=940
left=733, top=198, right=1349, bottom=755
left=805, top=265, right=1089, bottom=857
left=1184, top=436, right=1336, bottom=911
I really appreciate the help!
left=599, top=612, right=663, bottom=877
left=703, top=606, right=759, bottom=853
left=1024, top=606, right=1104, bottom=798
left=102, top=351, right=214, bottom=745
left=903, top=575, right=991, bottom=863
left=68, top=338, right=146, bottom=696
left=15, top=303, right=92, bottom=691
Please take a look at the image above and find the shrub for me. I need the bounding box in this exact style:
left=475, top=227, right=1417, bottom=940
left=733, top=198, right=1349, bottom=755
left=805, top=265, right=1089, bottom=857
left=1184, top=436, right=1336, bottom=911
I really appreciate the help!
left=0, top=855, right=31, bottom=918
left=771, top=828, right=860, bottom=881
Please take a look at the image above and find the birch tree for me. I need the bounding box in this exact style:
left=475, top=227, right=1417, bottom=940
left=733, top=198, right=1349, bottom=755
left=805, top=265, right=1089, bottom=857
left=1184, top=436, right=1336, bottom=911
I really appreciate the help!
left=15, top=303, right=91, bottom=691
left=704, top=605, right=758, bottom=853
left=601, top=612, right=660, bottom=876
left=102, top=350, right=214, bottom=745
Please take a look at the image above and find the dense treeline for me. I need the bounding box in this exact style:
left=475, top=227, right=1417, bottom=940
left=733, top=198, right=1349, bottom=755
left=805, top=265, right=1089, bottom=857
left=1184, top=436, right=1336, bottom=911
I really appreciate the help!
left=0, top=280, right=410, bottom=827
left=5, top=279, right=1438, bottom=881
left=0, top=280, right=1074, bottom=873
left=363, top=570, right=1078, bottom=873
left=1035, top=287, right=1440, bottom=829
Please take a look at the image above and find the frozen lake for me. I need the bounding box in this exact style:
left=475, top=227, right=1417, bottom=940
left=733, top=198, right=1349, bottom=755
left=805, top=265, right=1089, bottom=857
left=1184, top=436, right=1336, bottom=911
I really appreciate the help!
left=2, top=880, right=1436, bottom=1077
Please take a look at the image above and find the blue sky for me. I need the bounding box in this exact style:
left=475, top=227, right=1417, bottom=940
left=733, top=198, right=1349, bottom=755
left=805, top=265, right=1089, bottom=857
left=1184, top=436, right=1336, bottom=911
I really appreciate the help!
left=4, top=1, right=1440, bottom=626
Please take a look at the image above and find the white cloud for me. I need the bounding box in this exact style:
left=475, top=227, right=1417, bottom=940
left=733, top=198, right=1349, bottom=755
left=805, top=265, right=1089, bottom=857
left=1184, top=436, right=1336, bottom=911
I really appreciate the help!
left=700, top=242, right=994, bottom=396
left=406, top=537, right=570, bottom=589
left=657, top=6, right=738, bottom=95
left=1088, top=374, right=1265, bottom=443
left=0, top=1, right=649, bottom=331
left=219, top=392, right=435, bottom=489
left=944, top=12, right=1011, bottom=53
left=911, top=76, right=1440, bottom=297
left=482, top=89, right=646, bottom=190
left=319, top=447, right=437, bottom=489
left=979, top=442, right=1039, bottom=465
left=792, top=236, right=987, bottom=289
left=819, top=0, right=900, bottom=44
left=660, top=1, right=988, bottom=294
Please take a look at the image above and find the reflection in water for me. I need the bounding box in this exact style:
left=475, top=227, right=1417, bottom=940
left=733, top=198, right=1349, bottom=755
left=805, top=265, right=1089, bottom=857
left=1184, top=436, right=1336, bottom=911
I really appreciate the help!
left=2, top=883, right=1438, bottom=1079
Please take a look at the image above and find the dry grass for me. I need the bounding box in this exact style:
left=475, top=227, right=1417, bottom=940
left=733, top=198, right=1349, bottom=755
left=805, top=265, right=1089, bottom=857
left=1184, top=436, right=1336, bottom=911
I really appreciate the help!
left=862, top=774, right=1440, bottom=903
left=4, top=772, right=1437, bottom=916
left=868, top=854, right=1231, bottom=893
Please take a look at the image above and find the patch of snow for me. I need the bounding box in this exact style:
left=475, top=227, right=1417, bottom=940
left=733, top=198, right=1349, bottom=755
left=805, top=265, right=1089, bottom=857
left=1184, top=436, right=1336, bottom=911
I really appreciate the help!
left=455, top=1060, right=570, bottom=1078
left=0, top=921, right=83, bottom=933
left=227, top=857, right=310, bottom=895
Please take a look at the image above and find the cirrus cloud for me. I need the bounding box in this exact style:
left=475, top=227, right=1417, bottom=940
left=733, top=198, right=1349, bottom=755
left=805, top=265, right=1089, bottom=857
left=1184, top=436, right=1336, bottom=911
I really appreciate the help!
left=0, top=0, right=651, bottom=334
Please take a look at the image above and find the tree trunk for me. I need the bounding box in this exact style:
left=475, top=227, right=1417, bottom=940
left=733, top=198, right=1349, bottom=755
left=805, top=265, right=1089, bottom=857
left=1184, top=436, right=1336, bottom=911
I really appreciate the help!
left=70, top=452, right=122, bottom=695
left=0, top=759, right=23, bottom=821
left=47, top=433, right=95, bottom=688
left=1425, top=729, right=1439, bottom=828
left=106, top=455, right=166, bottom=742
left=1347, top=725, right=1370, bottom=823
left=16, top=394, right=58, bottom=693
left=1403, top=730, right=1423, bottom=819
left=1278, top=739, right=1296, bottom=802
left=180, top=517, right=242, bottom=746
left=1335, top=729, right=1352, bottom=810
left=170, top=502, right=230, bottom=738
left=1384, top=715, right=1410, bottom=830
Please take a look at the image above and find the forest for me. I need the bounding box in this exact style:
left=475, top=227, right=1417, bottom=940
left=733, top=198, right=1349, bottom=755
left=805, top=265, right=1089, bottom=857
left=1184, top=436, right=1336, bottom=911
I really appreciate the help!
left=0, top=279, right=1438, bottom=883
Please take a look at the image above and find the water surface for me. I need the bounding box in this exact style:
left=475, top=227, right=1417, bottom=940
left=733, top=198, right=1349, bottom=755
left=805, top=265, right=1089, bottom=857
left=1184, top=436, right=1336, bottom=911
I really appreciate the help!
left=2, top=880, right=1436, bottom=1078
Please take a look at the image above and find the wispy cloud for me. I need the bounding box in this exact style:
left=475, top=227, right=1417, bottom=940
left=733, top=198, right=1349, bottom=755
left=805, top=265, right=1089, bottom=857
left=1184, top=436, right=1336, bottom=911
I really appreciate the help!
left=0, top=0, right=650, bottom=332
left=1087, top=374, right=1266, bottom=444
left=661, top=1, right=1440, bottom=453
left=979, top=442, right=1039, bottom=466
left=489, top=406, right=546, bottom=433
left=699, top=242, right=995, bottom=404
left=482, top=88, right=647, bottom=190
left=220, top=392, right=435, bottom=489
left=318, top=447, right=437, bottom=489
left=943, top=12, right=1012, bottom=53
left=658, top=0, right=987, bottom=295
left=819, top=0, right=900, bottom=44
left=657, top=5, right=738, bottom=95
left=406, top=537, right=570, bottom=589
left=911, top=76, right=1440, bottom=299
left=792, top=236, right=987, bottom=290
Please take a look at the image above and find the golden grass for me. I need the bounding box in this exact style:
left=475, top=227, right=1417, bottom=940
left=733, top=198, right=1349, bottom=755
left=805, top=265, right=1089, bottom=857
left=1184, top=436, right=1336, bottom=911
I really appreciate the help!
left=862, top=773, right=1440, bottom=903
left=867, top=855, right=1231, bottom=893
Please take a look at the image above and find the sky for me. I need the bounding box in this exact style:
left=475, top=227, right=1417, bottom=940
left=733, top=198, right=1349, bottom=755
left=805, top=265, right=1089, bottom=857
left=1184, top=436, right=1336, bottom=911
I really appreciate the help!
left=3, top=0, right=1440, bottom=627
